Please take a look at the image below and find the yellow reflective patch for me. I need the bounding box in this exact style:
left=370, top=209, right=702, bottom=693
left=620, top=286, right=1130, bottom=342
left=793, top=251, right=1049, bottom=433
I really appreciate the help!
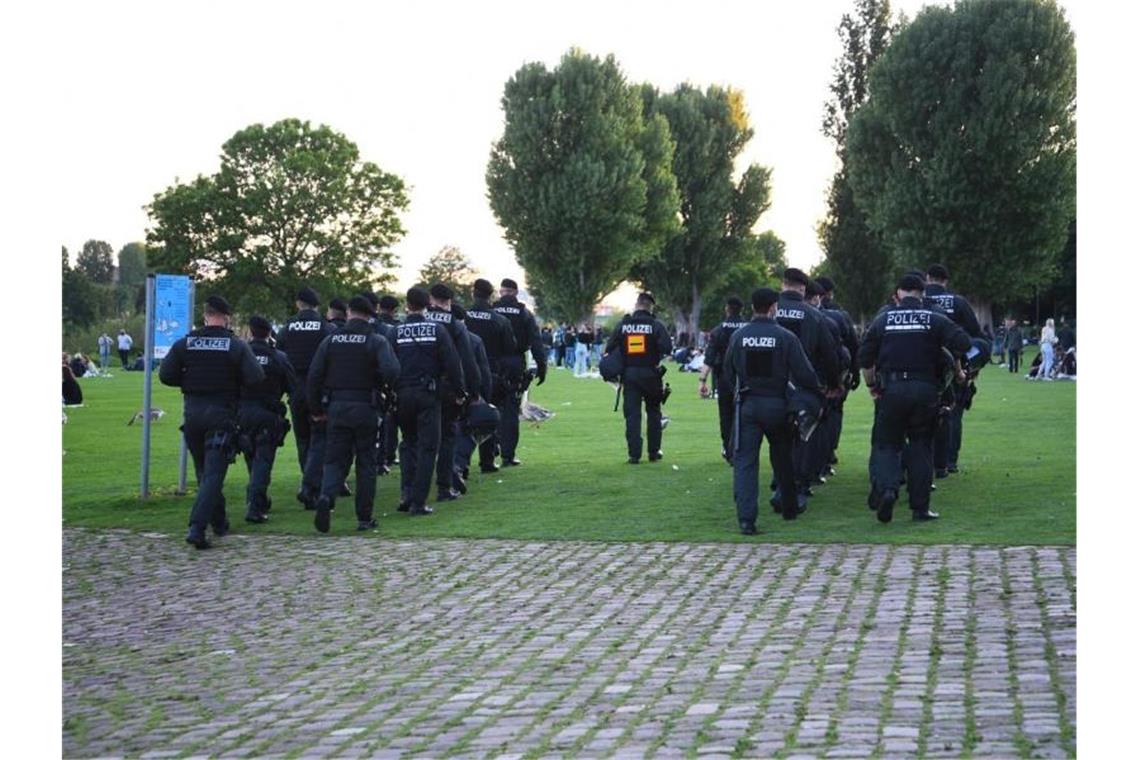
left=626, top=335, right=646, bottom=355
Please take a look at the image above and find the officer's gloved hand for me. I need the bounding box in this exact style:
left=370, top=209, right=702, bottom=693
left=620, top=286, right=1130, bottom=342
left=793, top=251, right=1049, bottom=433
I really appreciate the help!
left=849, top=373, right=861, bottom=391
left=536, top=365, right=547, bottom=386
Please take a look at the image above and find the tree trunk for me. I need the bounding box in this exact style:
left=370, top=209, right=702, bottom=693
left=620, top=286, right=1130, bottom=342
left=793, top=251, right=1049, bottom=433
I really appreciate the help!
left=969, top=298, right=993, bottom=336
left=672, top=308, right=690, bottom=350
left=688, top=279, right=703, bottom=348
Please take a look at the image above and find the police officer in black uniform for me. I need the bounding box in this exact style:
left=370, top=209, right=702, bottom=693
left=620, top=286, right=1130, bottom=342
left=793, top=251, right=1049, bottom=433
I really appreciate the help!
left=425, top=284, right=481, bottom=500
left=816, top=276, right=860, bottom=471
left=306, top=296, right=401, bottom=533
left=722, top=288, right=822, bottom=533
left=326, top=298, right=348, bottom=330
left=493, top=278, right=547, bottom=467
left=394, top=287, right=464, bottom=516
left=924, top=264, right=983, bottom=476
left=805, top=279, right=847, bottom=486
left=858, top=274, right=971, bottom=523
left=773, top=269, right=841, bottom=503
left=376, top=294, right=402, bottom=467
left=159, top=295, right=265, bottom=549
left=605, top=292, right=673, bottom=464
left=464, top=278, right=517, bottom=473
left=239, top=315, right=298, bottom=523
left=698, top=296, right=749, bottom=463
left=451, top=303, right=495, bottom=491
left=276, top=287, right=336, bottom=506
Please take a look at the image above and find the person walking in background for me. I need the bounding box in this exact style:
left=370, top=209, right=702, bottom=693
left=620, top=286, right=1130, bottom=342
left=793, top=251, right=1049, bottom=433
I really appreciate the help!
left=574, top=323, right=591, bottom=376
left=1038, top=318, right=1057, bottom=381
left=117, top=329, right=133, bottom=369
left=1007, top=320, right=1024, bottom=374
left=97, top=333, right=113, bottom=370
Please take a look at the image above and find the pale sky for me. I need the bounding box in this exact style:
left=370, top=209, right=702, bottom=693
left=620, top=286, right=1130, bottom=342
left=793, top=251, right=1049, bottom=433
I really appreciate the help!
left=53, top=0, right=1077, bottom=301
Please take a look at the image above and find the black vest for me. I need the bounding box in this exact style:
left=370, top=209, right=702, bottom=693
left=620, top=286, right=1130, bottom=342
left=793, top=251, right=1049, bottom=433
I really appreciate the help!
left=323, top=322, right=379, bottom=391
left=281, top=309, right=328, bottom=375
left=242, top=340, right=288, bottom=403
left=734, top=320, right=791, bottom=396
left=395, top=316, right=442, bottom=384
left=712, top=318, right=748, bottom=370
left=493, top=297, right=531, bottom=356
left=181, top=327, right=241, bottom=397
left=465, top=299, right=511, bottom=360
left=618, top=313, right=660, bottom=368
left=876, top=302, right=944, bottom=376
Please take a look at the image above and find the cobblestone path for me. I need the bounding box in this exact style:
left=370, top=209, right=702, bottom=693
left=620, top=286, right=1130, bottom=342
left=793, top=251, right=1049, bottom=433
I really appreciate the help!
left=62, top=529, right=1075, bottom=758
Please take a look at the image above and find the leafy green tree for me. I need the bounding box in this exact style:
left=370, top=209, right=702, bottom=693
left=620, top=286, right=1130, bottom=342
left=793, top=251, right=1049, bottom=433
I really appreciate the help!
left=147, top=118, right=409, bottom=317
left=487, top=49, right=681, bottom=323
left=415, top=245, right=477, bottom=302
left=76, top=239, right=115, bottom=284
left=699, top=231, right=787, bottom=330
left=116, top=242, right=148, bottom=289
left=846, top=0, right=1076, bottom=323
left=62, top=263, right=100, bottom=328
left=817, top=0, right=896, bottom=324
left=631, top=84, right=772, bottom=339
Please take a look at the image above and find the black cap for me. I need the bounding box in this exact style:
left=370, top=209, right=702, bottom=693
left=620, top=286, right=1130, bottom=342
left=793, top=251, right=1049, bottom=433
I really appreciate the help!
left=248, top=315, right=272, bottom=336
left=501, top=278, right=519, bottom=290
left=726, top=296, right=744, bottom=311
left=328, top=298, right=347, bottom=314
left=898, top=274, right=926, bottom=292
left=205, top=295, right=232, bottom=315
left=296, top=287, right=320, bottom=307
left=927, top=264, right=949, bottom=280
left=451, top=303, right=467, bottom=321
left=806, top=279, right=824, bottom=298
left=360, top=291, right=380, bottom=306
left=782, top=268, right=809, bottom=287
left=429, top=283, right=454, bottom=301
left=406, top=286, right=430, bottom=310
left=816, top=276, right=835, bottom=293
left=473, top=278, right=494, bottom=297
left=379, top=295, right=399, bottom=311
left=348, top=295, right=376, bottom=316
left=637, top=292, right=656, bottom=305
left=752, top=288, right=780, bottom=311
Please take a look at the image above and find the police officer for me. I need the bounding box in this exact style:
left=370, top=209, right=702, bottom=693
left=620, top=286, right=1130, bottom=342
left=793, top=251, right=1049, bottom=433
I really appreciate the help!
left=464, top=278, right=517, bottom=473
left=394, top=287, right=464, bottom=516
left=858, top=274, right=971, bottom=523
left=326, top=299, right=348, bottom=330
left=239, top=315, right=298, bottom=523
left=306, top=296, right=400, bottom=533
left=425, top=284, right=480, bottom=500
left=605, top=292, right=673, bottom=464
left=493, top=278, right=547, bottom=467
left=451, top=303, right=495, bottom=492
left=773, top=269, right=841, bottom=503
left=698, top=296, right=749, bottom=463
left=376, top=294, right=402, bottom=467
left=276, top=287, right=335, bottom=506
left=722, top=288, right=822, bottom=533
left=816, top=277, right=860, bottom=473
left=805, top=279, right=846, bottom=485
left=159, top=295, right=265, bottom=549
left=357, top=291, right=398, bottom=478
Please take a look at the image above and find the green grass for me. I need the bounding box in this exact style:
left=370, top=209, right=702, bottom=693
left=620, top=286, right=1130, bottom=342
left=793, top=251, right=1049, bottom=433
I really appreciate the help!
left=62, top=348, right=1074, bottom=544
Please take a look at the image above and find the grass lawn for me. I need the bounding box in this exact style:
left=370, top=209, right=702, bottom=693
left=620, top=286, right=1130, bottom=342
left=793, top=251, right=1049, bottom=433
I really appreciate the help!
left=62, top=349, right=1074, bottom=545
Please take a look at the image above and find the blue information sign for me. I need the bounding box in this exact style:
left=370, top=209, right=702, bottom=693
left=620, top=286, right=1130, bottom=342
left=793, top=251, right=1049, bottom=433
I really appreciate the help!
left=153, top=274, right=193, bottom=359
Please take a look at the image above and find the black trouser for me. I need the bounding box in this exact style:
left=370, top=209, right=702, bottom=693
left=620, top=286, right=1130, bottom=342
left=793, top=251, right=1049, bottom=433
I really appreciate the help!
left=622, top=366, right=664, bottom=460
left=289, top=391, right=314, bottom=472
left=318, top=400, right=380, bottom=522
left=436, top=392, right=460, bottom=491
left=870, top=380, right=939, bottom=512
left=734, top=394, right=797, bottom=525
left=238, top=402, right=285, bottom=512
left=398, top=387, right=442, bottom=509
left=497, top=356, right=524, bottom=461
left=182, top=397, right=239, bottom=532
left=383, top=410, right=399, bottom=464
left=1009, top=350, right=1021, bottom=373
left=933, top=387, right=966, bottom=471
left=716, top=378, right=735, bottom=455
left=119, top=349, right=130, bottom=368
left=301, top=415, right=327, bottom=499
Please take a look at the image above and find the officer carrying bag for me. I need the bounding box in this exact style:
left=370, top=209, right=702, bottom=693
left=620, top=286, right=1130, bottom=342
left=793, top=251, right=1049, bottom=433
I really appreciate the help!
left=598, top=349, right=623, bottom=383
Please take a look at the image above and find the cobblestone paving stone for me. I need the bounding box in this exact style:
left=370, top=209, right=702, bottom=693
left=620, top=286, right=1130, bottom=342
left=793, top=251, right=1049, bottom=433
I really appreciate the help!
left=62, top=529, right=1075, bottom=759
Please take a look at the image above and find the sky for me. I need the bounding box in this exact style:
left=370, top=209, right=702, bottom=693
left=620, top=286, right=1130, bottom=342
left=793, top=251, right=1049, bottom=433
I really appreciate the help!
left=52, top=0, right=1077, bottom=300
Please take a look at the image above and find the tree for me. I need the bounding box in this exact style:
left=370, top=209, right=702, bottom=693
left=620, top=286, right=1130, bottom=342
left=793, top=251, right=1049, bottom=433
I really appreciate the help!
left=76, top=239, right=115, bottom=284
left=147, top=118, right=409, bottom=317
left=699, top=231, right=787, bottom=330
left=487, top=49, right=681, bottom=323
left=631, top=84, right=772, bottom=340
left=117, top=242, right=148, bottom=289
left=817, top=0, right=896, bottom=324
left=846, top=0, right=1076, bottom=324
left=415, top=245, right=477, bottom=302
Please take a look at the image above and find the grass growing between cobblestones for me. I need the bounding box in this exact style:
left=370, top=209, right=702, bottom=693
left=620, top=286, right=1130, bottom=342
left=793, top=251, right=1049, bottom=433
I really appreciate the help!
left=62, top=349, right=1074, bottom=544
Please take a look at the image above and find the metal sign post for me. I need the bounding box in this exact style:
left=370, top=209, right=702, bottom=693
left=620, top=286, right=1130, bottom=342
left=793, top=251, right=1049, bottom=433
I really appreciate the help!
left=140, top=275, right=156, bottom=497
